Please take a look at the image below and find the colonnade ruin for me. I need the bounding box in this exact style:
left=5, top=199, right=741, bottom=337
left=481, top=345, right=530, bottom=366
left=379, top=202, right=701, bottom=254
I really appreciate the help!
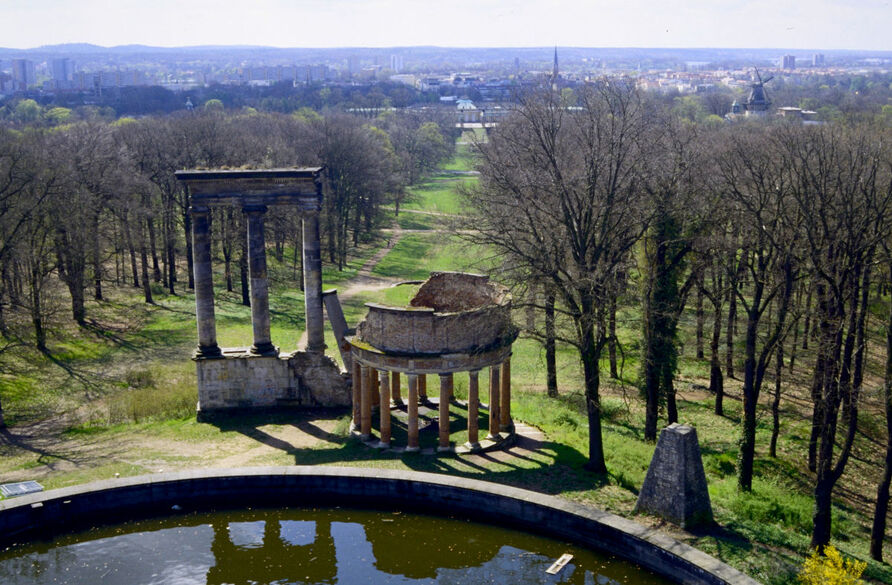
left=176, top=169, right=517, bottom=452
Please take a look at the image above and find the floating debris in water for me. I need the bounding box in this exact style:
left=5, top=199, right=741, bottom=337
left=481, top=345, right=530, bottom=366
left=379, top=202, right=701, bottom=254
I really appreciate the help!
left=546, top=553, right=573, bottom=575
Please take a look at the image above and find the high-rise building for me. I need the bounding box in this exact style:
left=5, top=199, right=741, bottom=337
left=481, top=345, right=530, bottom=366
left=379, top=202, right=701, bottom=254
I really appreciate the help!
left=51, top=58, right=74, bottom=82
left=812, top=53, right=825, bottom=67
left=347, top=56, right=361, bottom=77
left=11, top=59, right=36, bottom=90
left=390, top=54, right=403, bottom=73
left=781, top=55, right=796, bottom=69
left=50, top=58, right=75, bottom=89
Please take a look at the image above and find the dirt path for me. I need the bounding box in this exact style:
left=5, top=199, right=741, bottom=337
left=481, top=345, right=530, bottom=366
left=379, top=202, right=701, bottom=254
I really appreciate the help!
left=381, top=207, right=459, bottom=218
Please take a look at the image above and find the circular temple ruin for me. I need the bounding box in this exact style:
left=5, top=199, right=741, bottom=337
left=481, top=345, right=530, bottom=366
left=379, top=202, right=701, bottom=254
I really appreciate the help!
left=347, top=272, right=518, bottom=453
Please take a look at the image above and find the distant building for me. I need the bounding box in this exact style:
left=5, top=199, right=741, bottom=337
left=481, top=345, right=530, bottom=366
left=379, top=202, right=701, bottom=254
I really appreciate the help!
left=782, top=55, right=796, bottom=70
left=390, top=54, right=404, bottom=73
left=50, top=58, right=75, bottom=87
left=777, top=106, right=819, bottom=123
left=11, top=59, right=35, bottom=90
left=456, top=98, right=481, bottom=123
left=347, top=56, right=361, bottom=77
left=725, top=69, right=773, bottom=120
left=812, top=53, right=825, bottom=67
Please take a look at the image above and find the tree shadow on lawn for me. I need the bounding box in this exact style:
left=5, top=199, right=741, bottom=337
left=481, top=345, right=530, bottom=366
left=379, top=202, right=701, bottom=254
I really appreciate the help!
left=205, top=407, right=608, bottom=497
left=0, top=426, right=79, bottom=471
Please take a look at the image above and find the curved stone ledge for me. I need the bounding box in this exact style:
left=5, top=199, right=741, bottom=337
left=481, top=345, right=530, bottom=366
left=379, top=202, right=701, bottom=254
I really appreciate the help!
left=350, top=341, right=512, bottom=374
left=0, top=467, right=759, bottom=585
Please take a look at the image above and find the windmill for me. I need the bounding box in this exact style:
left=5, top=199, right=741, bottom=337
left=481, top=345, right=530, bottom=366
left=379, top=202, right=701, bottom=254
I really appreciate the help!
left=745, top=67, right=773, bottom=115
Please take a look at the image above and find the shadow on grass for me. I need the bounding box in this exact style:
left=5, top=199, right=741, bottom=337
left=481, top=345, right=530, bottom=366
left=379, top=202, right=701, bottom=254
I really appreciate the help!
left=81, top=319, right=139, bottom=350
left=0, top=427, right=77, bottom=466
left=39, top=347, right=104, bottom=394
left=204, top=405, right=605, bottom=497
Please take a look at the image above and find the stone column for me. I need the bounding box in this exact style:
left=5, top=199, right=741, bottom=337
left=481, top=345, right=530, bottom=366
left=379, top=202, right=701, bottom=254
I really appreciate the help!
left=488, top=365, right=501, bottom=439
left=351, top=360, right=362, bottom=431
left=445, top=373, right=455, bottom=403
left=190, top=206, right=221, bottom=358
left=360, top=365, right=372, bottom=440
left=438, top=374, right=452, bottom=452
left=418, top=374, right=428, bottom=401
left=378, top=371, right=391, bottom=447
left=371, top=366, right=380, bottom=407
left=407, top=374, right=420, bottom=452
left=244, top=205, right=276, bottom=356
left=302, top=214, right=325, bottom=353
left=391, top=372, right=402, bottom=405
left=500, top=358, right=512, bottom=431
left=466, top=370, right=480, bottom=450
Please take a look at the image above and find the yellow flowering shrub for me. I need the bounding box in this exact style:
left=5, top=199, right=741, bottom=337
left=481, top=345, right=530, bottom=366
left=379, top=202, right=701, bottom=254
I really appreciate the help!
left=798, top=545, right=866, bottom=585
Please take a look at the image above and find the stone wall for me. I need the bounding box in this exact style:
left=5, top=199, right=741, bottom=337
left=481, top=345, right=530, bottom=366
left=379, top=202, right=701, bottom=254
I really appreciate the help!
left=356, top=303, right=513, bottom=355
left=196, top=350, right=349, bottom=415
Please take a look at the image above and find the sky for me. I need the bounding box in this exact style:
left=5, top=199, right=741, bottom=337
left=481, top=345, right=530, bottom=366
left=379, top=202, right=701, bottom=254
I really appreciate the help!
left=2, top=0, right=891, bottom=51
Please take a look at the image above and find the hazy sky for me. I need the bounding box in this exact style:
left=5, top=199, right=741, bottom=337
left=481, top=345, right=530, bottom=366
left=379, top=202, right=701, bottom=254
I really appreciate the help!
left=3, top=0, right=891, bottom=51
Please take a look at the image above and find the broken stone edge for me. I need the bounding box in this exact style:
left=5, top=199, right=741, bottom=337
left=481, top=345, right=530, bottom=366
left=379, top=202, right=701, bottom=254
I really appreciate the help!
left=0, top=467, right=760, bottom=585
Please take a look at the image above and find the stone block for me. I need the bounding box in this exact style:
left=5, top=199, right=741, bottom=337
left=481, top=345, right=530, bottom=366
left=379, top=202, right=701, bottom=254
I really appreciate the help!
left=634, top=423, right=713, bottom=528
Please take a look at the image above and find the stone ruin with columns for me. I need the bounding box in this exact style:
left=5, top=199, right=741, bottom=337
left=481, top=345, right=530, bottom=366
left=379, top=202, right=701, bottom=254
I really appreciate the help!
left=176, top=169, right=518, bottom=452
left=176, top=168, right=350, bottom=419
left=347, top=272, right=518, bottom=453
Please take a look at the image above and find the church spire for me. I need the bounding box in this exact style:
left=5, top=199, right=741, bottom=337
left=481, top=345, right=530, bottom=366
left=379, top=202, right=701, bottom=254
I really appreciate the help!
left=553, top=46, right=559, bottom=80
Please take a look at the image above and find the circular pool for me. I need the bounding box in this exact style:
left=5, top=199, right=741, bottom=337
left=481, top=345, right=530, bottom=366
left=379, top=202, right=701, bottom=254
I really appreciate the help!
left=0, top=468, right=759, bottom=585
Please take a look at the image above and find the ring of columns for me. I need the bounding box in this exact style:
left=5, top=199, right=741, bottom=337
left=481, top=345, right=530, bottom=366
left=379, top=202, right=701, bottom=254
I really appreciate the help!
left=347, top=273, right=518, bottom=454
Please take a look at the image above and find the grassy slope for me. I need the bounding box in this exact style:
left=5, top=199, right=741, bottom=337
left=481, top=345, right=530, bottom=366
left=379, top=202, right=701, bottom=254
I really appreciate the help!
left=0, top=143, right=890, bottom=584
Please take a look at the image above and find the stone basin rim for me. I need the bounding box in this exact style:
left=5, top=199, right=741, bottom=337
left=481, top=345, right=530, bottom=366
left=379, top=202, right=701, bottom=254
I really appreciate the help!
left=0, top=466, right=759, bottom=585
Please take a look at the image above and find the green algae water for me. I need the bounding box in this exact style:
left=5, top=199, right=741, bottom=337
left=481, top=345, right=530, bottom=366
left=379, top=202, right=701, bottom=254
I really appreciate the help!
left=0, top=507, right=672, bottom=584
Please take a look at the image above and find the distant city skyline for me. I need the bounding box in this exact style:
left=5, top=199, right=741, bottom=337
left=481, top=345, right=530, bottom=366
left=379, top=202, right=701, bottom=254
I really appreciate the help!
left=3, top=0, right=891, bottom=52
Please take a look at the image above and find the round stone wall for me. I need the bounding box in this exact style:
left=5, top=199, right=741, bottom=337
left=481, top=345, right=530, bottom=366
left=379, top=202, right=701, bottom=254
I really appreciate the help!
left=354, top=272, right=514, bottom=356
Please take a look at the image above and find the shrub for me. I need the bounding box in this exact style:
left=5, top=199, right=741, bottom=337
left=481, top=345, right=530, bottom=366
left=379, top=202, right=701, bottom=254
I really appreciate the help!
left=798, top=545, right=866, bottom=585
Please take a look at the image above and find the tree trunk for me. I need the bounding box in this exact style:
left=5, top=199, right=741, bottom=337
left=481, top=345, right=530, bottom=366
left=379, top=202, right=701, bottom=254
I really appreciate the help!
left=808, top=350, right=826, bottom=473
left=664, top=361, right=678, bottom=424
left=608, top=293, right=619, bottom=379
left=122, top=215, right=139, bottom=288
left=802, top=284, right=812, bottom=350
left=726, top=279, right=737, bottom=379
left=222, top=210, right=234, bottom=293
left=696, top=286, right=705, bottom=359
left=769, top=339, right=783, bottom=458
left=30, top=267, right=46, bottom=351
left=545, top=291, right=558, bottom=397
left=737, top=307, right=759, bottom=491
left=710, top=297, right=724, bottom=415
left=184, top=210, right=194, bottom=290
left=870, top=268, right=892, bottom=561
left=643, top=315, right=660, bottom=442
left=239, top=230, right=250, bottom=307
left=165, top=199, right=177, bottom=295
left=139, top=222, right=153, bottom=304
left=811, top=476, right=835, bottom=550
left=580, top=293, right=607, bottom=474
left=91, top=209, right=102, bottom=301
left=148, top=217, right=161, bottom=283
